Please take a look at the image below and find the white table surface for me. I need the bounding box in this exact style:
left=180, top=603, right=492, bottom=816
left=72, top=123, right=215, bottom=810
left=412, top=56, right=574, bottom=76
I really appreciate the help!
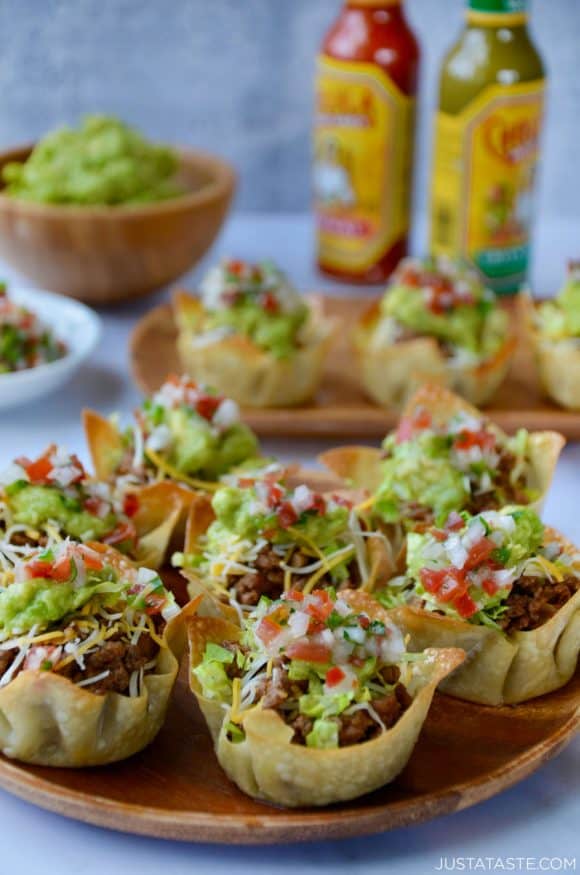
left=0, top=213, right=576, bottom=874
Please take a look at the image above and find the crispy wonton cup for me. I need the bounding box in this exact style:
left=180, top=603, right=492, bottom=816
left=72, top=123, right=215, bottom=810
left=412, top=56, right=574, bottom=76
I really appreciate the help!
left=389, top=527, right=580, bottom=706
left=354, top=300, right=516, bottom=409
left=320, top=384, right=565, bottom=520
left=173, top=291, right=336, bottom=408
left=180, top=490, right=399, bottom=618
left=83, top=407, right=195, bottom=559
left=523, top=295, right=580, bottom=410
left=187, top=592, right=464, bottom=807
left=0, top=549, right=198, bottom=767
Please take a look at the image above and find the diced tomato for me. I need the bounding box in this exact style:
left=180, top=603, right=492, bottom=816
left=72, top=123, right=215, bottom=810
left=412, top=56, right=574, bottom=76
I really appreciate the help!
left=67, top=454, right=86, bottom=483
left=103, top=521, right=137, bottom=548
left=307, top=597, right=333, bottom=627
left=25, top=559, right=54, bottom=579
left=237, top=477, right=255, bottom=489
left=256, top=616, right=283, bottom=645
left=77, top=545, right=104, bottom=571
left=50, top=555, right=73, bottom=583
left=420, top=566, right=466, bottom=598
left=277, top=501, right=298, bottom=529
left=437, top=572, right=467, bottom=603
left=196, top=395, right=222, bottom=422
left=123, top=493, right=139, bottom=518
left=286, top=640, right=331, bottom=664
left=84, top=497, right=103, bottom=515
left=482, top=577, right=499, bottom=596
left=445, top=511, right=464, bottom=532
left=145, top=593, right=166, bottom=615
left=399, top=266, right=421, bottom=287
left=454, top=429, right=496, bottom=452
left=419, top=567, right=447, bottom=595
left=464, top=537, right=496, bottom=571
left=266, top=483, right=285, bottom=509
left=227, top=259, right=245, bottom=276
left=331, top=494, right=353, bottom=509
left=261, top=291, right=279, bottom=314
left=325, top=666, right=346, bottom=687
left=310, top=493, right=327, bottom=514
left=23, top=454, right=53, bottom=484
left=286, top=589, right=304, bottom=602
left=413, top=408, right=432, bottom=429
left=453, top=591, right=478, bottom=619
left=432, top=528, right=447, bottom=542
left=358, top=614, right=370, bottom=629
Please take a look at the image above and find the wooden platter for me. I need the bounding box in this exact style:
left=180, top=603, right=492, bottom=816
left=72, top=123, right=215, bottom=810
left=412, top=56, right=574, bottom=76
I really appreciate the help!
left=130, top=296, right=580, bottom=440
left=0, top=656, right=576, bottom=844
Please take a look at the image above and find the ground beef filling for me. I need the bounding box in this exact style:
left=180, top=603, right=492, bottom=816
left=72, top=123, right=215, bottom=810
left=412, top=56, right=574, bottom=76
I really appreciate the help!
left=0, top=627, right=161, bottom=695
left=229, top=544, right=358, bottom=607
left=222, top=644, right=412, bottom=747
left=500, top=574, right=579, bottom=634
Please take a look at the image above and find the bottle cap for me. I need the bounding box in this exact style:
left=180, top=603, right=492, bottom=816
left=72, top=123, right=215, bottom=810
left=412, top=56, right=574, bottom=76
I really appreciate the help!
left=348, top=0, right=402, bottom=8
left=468, top=0, right=528, bottom=25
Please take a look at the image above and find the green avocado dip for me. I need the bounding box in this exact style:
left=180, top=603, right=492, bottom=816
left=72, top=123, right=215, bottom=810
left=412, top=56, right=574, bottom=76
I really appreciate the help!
left=537, top=262, right=580, bottom=340
left=2, top=115, right=182, bottom=206
left=377, top=256, right=508, bottom=361
left=130, top=375, right=259, bottom=482
left=197, top=259, right=309, bottom=358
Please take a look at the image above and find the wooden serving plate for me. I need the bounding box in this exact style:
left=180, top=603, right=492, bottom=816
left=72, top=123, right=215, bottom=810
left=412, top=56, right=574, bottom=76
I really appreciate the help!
left=130, top=296, right=580, bottom=440
left=0, top=662, right=576, bottom=843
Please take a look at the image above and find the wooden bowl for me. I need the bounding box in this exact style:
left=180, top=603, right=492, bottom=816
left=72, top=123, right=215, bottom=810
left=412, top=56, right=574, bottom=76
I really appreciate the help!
left=0, top=145, right=236, bottom=305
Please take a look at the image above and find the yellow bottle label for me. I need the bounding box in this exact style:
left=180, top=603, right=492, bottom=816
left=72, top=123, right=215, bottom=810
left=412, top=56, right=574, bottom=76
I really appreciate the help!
left=314, top=55, right=415, bottom=274
left=430, top=79, right=545, bottom=294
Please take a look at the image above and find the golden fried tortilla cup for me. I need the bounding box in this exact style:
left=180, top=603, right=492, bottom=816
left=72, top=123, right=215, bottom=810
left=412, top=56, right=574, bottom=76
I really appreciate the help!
left=388, top=527, right=580, bottom=706
left=173, top=291, right=336, bottom=408
left=354, top=300, right=516, bottom=409
left=523, top=294, right=580, bottom=410
left=187, top=594, right=464, bottom=807
left=0, top=578, right=199, bottom=767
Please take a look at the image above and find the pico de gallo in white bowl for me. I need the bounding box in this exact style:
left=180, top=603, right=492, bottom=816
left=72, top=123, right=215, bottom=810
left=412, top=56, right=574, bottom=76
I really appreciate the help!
left=0, top=284, right=100, bottom=409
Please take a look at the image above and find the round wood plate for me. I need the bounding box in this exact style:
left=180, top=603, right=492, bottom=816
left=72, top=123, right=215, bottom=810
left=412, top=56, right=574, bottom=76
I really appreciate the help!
left=0, top=661, right=576, bottom=844
left=129, top=296, right=580, bottom=440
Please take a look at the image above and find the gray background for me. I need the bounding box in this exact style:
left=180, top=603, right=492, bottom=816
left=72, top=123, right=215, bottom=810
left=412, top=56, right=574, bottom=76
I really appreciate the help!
left=0, top=0, right=578, bottom=221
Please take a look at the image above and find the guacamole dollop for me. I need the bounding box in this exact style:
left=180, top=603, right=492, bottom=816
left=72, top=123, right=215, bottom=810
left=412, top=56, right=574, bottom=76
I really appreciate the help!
left=2, top=115, right=181, bottom=206
left=379, top=256, right=507, bottom=359
left=141, top=377, right=259, bottom=480
left=537, top=263, right=580, bottom=340
left=209, top=484, right=349, bottom=547
left=0, top=578, right=100, bottom=639
left=8, top=484, right=117, bottom=541
left=198, top=259, right=308, bottom=358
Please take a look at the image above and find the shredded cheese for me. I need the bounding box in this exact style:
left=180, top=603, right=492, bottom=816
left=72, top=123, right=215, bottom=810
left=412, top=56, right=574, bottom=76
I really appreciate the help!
left=144, top=448, right=220, bottom=492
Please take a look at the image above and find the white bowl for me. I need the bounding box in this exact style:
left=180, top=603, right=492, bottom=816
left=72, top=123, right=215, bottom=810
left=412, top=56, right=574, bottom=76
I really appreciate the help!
left=0, top=286, right=101, bottom=409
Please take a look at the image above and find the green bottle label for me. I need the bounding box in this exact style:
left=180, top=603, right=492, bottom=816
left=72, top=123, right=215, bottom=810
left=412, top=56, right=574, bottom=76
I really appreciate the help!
left=469, top=0, right=527, bottom=13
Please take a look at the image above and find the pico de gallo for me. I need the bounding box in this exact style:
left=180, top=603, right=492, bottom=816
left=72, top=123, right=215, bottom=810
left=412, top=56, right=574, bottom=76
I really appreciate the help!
left=178, top=475, right=387, bottom=610
left=382, top=507, right=580, bottom=633
left=373, top=256, right=508, bottom=365
left=194, top=258, right=309, bottom=359
left=0, top=445, right=140, bottom=555
left=374, top=405, right=535, bottom=527
left=0, top=284, right=66, bottom=374
left=193, top=588, right=417, bottom=749
left=0, top=540, right=179, bottom=695
left=111, top=375, right=260, bottom=486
